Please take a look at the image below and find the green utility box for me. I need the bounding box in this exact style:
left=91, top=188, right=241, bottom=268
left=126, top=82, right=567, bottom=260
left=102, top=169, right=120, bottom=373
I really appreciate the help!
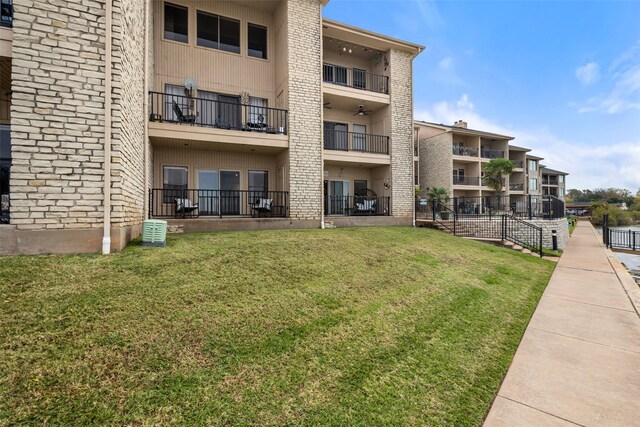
left=141, top=220, right=167, bottom=247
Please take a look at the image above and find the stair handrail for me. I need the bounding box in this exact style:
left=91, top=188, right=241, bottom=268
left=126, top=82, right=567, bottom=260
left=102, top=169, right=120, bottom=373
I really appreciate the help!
left=502, top=214, right=543, bottom=257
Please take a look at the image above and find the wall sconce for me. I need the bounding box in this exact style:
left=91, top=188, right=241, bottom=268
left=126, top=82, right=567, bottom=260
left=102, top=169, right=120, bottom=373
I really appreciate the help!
left=339, top=168, right=344, bottom=177
left=384, top=178, right=391, bottom=189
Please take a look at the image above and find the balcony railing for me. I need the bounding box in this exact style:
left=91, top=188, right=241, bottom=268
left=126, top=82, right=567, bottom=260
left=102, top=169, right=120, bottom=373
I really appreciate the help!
left=542, top=178, right=559, bottom=186
left=433, top=195, right=566, bottom=220
left=0, top=0, right=12, bottom=28
left=452, top=144, right=478, bottom=157
left=511, top=160, right=524, bottom=168
left=148, top=91, right=288, bottom=135
left=322, top=63, right=389, bottom=94
left=0, top=192, right=9, bottom=224
left=149, top=189, right=289, bottom=218
left=509, top=183, right=524, bottom=191
left=325, top=195, right=390, bottom=216
left=480, top=149, right=505, bottom=159
left=453, top=175, right=480, bottom=186
left=323, top=130, right=389, bottom=154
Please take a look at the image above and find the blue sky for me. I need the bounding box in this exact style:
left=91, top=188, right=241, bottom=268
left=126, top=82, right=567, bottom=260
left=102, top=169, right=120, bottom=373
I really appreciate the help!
left=323, top=0, right=640, bottom=191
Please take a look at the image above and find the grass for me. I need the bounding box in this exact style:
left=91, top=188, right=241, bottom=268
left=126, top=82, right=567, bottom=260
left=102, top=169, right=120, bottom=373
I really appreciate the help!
left=569, top=216, right=578, bottom=235
left=0, top=227, right=554, bottom=426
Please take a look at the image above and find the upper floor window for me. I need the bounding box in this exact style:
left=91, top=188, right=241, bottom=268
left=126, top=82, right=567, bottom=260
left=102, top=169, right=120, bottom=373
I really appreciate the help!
left=197, top=11, right=240, bottom=54
left=164, top=3, right=188, bottom=43
left=529, top=178, right=538, bottom=191
left=248, top=23, right=267, bottom=59
left=527, top=159, right=537, bottom=172
left=559, top=175, right=564, bottom=183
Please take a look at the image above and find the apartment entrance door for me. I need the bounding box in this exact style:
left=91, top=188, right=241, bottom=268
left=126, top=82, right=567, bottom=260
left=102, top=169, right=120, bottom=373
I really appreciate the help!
left=220, top=171, right=241, bottom=215
left=353, top=124, right=366, bottom=151
left=197, top=170, right=219, bottom=216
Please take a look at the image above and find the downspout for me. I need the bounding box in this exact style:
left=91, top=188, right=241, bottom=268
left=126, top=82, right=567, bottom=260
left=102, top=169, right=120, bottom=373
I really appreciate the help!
left=143, top=0, right=149, bottom=219
left=319, top=5, right=325, bottom=230
left=102, top=0, right=113, bottom=255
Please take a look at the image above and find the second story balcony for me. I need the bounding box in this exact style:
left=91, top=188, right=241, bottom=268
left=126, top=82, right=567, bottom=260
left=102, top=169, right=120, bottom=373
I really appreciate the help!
left=149, top=91, right=288, bottom=135
left=480, top=148, right=505, bottom=159
left=452, top=144, right=479, bottom=157
left=453, top=175, right=480, bottom=186
left=511, top=160, right=524, bottom=168
left=324, top=129, right=389, bottom=155
left=509, top=183, right=524, bottom=191
left=323, top=63, right=389, bottom=95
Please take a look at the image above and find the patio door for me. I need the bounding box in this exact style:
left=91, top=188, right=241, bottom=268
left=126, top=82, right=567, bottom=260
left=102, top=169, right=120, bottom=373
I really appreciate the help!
left=353, top=124, right=366, bottom=151
left=324, top=122, right=348, bottom=150
left=197, top=170, right=219, bottom=216
left=220, top=170, right=241, bottom=215
left=328, top=180, right=350, bottom=215
left=217, top=95, right=241, bottom=129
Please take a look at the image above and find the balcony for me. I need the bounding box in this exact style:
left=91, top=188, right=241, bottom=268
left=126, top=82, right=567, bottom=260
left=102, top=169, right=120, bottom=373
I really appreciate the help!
left=149, top=189, right=289, bottom=219
left=325, top=195, right=390, bottom=216
left=149, top=91, right=288, bottom=135
left=509, top=183, right=524, bottom=191
left=543, top=178, right=558, bottom=186
left=511, top=160, right=524, bottom=168
left=0, top=0, right=12, bottom=28
left=452, top=144, right=478, bottom=157
left=323, top=63, right=389, bottom=94
left=324, top=130, right=389, bottom=155
left=453, top=175, right=480, bottom=186
left=480, top=149, right=504, bottom=159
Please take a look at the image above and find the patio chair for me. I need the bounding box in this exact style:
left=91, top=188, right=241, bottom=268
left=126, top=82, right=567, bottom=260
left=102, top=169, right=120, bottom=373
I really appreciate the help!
left=175, top=198, right=199, bottom=218
left=354, top=199, right=377, bottom=215
left=172, top=101, right=196, bottom=123
left=251, top=198, right=273, bottom=217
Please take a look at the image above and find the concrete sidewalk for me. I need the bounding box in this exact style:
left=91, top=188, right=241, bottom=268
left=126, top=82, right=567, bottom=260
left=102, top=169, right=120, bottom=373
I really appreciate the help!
left=484, top=221, right=640, bottom=426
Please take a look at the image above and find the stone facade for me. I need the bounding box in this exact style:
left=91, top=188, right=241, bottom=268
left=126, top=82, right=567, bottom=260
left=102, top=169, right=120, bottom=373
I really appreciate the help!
left=389, top=49, right=415, bottom=218
left=4, top=0, right=148, bottom=254
left=286, top=0, right=323, bottom=222
left=418, top=131, right=453, bottom=193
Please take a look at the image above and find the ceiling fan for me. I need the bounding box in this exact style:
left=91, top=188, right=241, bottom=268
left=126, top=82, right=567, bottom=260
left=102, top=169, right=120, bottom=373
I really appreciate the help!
left=323, top=102, right=332, bottom=109
left=353, top=104, right=373, bottom=116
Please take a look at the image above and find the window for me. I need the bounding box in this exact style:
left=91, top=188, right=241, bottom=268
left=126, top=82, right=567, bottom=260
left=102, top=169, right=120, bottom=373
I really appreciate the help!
left=163, top=166, right=188, bottom=202
left=559, top=175, right=564, bottom=184
left=197, top=11, right=240, bottom=53
left=248, top=23, right=267, bottom=59
left=165, top=84, right=190, bottom=122
left=529, top=178, right=538, bottom=192
left=559, top=188, right=565, bottom=197
left=527, top=159, right=537, bottom=172
left=164, top=3, right=188, bottom=43
left=249, top=171, right=268, bottom=197
left=354, top=180, right=367, bottom=195
left=248, top=97, right=268, bottom=127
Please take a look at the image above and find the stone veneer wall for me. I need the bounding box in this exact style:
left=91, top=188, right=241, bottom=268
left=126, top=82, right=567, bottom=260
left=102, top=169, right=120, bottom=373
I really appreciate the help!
left=419, top=131, right=453, bottom=194
left=6, top=0, right=147, bottom=254
left=388, top=49, right=414, bottom=218
left=286, top=0, right=322, bottom=223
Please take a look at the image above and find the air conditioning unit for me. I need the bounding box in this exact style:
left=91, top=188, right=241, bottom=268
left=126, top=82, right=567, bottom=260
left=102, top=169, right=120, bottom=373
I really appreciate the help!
left=141, top=219, right=167, bottom=247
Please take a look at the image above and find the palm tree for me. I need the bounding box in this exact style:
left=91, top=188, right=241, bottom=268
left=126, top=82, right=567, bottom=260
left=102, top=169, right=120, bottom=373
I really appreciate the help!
left=482, top=159, right=515, bottom=209
left=427, top=187, right=451, bottom=218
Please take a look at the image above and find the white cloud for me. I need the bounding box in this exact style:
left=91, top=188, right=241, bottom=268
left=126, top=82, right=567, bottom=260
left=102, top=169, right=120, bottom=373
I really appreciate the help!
left=576, top=41, right=640, bottom=114
left=416, top=95, right=640, bottom=191
left=438, top=57, right=453, bottom=71
left=575, top=62, right=600, bottom=85
left=414, top=0, right=443, bottom=29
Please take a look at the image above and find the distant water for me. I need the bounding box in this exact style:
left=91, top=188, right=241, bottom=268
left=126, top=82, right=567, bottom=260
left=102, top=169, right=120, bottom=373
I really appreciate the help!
left=595, top=225, right=640, bottom=285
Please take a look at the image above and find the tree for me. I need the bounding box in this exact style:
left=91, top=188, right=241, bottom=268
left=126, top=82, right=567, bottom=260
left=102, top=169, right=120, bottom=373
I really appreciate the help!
left=482, top=159, right=515, bottom=203
left=426, top=187, right=450, bottom=206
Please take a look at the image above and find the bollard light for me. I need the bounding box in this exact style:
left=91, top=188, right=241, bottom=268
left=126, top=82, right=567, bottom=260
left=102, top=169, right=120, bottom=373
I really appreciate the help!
left=552, top=229, right=558, bottom=251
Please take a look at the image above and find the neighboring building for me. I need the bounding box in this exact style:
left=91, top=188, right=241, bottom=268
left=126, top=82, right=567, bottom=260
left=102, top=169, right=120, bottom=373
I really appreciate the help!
left=541, top=167, right=568, bottom=199
left=0, top=0, right=424, bottom=255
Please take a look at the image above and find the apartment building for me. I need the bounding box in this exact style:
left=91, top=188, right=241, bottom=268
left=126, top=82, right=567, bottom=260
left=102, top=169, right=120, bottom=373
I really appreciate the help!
left=541, top=167, right=568, bottom=199
left=0, top=0, right=423, bottom=255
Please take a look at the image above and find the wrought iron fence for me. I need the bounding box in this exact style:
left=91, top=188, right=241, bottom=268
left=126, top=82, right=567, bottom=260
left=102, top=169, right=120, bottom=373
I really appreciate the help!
left=325, top=195, right=390, bottom=216
left=452, top=144, right=478, bottom=157
left=149, top=189, right=289, bottom=218
left=323, top=63, right=389, bottom=94
left=323, top=130, right=389, bottom=154
left=149, top=91, right=288, bottom=135
left=480, top=149, right=505, bottom=159
left=602, top=214, right=639, bottom=252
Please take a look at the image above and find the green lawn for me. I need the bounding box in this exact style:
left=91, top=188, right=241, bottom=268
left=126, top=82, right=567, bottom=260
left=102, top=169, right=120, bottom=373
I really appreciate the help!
left=0, top=227, right=554, bottom=426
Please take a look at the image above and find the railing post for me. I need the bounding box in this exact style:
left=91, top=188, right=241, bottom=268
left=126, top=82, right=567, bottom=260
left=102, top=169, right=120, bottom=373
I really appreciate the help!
left=432, top=199, right=436, bottom=221
left=528, top=194, right=532, bottom=220
left=539, top=228, right=543, bottom=257
left=218, top=191, right=222, bottom=219
left=148, top=189, right=152, bottom=219
left=501, top=214, right=506, bottom=241
left=453, top=197, right=458, bottom=215
left=633, top=231, right=636, bottom=251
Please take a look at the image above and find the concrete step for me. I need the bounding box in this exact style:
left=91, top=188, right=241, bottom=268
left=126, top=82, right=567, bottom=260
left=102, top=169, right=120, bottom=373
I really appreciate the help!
left=512, top=245, right=523, bottom=251
left=521, top=248, right=532, bottom=254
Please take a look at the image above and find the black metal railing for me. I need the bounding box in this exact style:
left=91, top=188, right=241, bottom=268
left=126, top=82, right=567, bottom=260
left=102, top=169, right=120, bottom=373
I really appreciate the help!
left=509, top=183, right=524, bottom=191
left=453, top=175, right=480, bottom=186
left=452, top=144, right=478, bottom=157
left=511, top=160, right=524, bottom=168
left=543, top=178, right=559, bottom=186
left=325, top=195, right=390, bottom=216
left=480, top=149, right=505, bottom=159
left=323, top=130, right=389, bottom=154
left=0, top=0, right=12, bottom=28
left=0, top=192, right=9, bottom=224
left=425, top=200, right=543, bottom=257
left=148, top=91, right=288, bottom=135
left=149, top=189, right=289, bottom=218
left=322, top=63, right=389, bottom=94
left=602, top=215, right=639, bottom=252
left=432, top=195, right=565, bottom=220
